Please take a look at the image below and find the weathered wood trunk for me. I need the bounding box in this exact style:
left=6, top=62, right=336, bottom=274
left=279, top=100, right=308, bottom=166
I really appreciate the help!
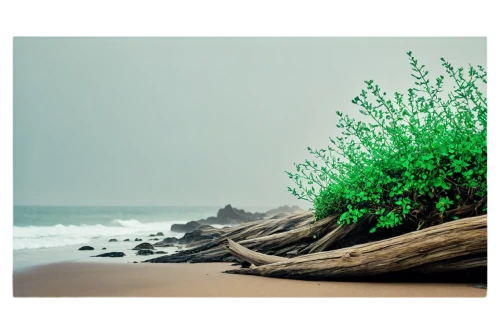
left=227, top=223, right=488, bottom=270
left=226, top=236, right=487, bottom=282
left=146, top=211, right=318, bottom=263
left=300, top=214, right=417, bottom=254
left=225, top=215, right=487, bottom=280
left=301, top=219, right=352, bottom=254
left=228, top=239, right=284, bottom=266
left=146, top=213, right=336, bottom=263
left=231, top=215, right=337, bottom=254
left=408, top=255, right=487, bottom=274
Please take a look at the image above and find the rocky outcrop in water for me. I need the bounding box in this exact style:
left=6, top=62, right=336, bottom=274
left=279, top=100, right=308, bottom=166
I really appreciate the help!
left=153, top=237, right=179, bottom=247
left=78, top=246, right=94, bottom=251
left=198, top=225, right=215, bottom=230
left=178, top=226, right=223, bottom=246
left=170, top=204, right=267, bottom=232
left=132, top=243, right=155, bottom=250
left=109, top=239, right=118, bottom=242
left=156, top=232, right=164, bottom=236
left=134, top=238, right=142, bottom=241
left=171, top=221, right=201, bottom=233
left=214, top=204, right=266, bottom=224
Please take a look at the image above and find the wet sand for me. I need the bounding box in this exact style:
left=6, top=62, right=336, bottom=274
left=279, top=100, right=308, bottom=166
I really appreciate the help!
left=13, top=262, right=486, bottom=297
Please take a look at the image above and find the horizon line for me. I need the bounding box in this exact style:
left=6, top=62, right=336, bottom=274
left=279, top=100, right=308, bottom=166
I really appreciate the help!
left=13, top=203, right=301, bottom=208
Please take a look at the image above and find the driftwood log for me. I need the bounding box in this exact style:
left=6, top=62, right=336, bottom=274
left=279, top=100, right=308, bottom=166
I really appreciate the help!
left=228, top=238, right=487, bottom=282
left=146, top=211, right=319, bottom=263
left=225, top=215, right=487, bottom=280
left=408, top=254, right=487, bottom=274
left=228, top=239, right=284, bottom=266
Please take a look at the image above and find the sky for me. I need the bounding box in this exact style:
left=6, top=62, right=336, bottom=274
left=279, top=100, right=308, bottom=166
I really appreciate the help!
left=13, top=37, right=487, bottom=207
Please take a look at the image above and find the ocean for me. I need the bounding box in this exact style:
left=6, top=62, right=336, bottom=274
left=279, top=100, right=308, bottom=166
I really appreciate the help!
left=13, top=205, right=273, bottom=271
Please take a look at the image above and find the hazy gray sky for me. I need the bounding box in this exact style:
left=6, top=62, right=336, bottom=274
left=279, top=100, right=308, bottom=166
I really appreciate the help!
left=14, top=37, right=486, bottom=206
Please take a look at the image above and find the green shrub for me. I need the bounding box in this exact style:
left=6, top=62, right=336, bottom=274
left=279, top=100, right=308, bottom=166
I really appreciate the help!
left=286, top=52, right=487, bottom=233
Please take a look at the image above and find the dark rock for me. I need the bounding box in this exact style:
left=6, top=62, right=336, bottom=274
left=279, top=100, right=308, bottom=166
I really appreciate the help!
left=132, top=242, right=155, bottom=250
left=178, top=228, right=223, bottom=245
left=155, top=251, right=167, bottom=254
left=136, top=249, right=154, bottom=256
left=153, top=237, right=178, bottom=247
left=171, top=221, right=201, bottom=233
left=93, top=252, right=125, bottom=258
left=109, top=239, right=118, bottom=242
left=78, top=246, right=94, bottom=251
left=214, top=204, right=266, bottom=224
left=102, top=248, right=106, bottom=250
left=124, top=239, right=130, bottom=241
left=171, top=205, right=266, bottom=232
left=195, top=205, right=266, bottom=225
left=156, top=232, right=164, bottom=236
left=152, top=238, right=159, bottom=240
left=149, top=234, right=156, bottom=237
left=197, top=225, right=215, bottom=230
left=134, top=238, right=142, bottom=241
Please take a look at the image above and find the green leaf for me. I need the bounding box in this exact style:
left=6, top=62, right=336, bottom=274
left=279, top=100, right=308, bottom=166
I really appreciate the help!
left=286, top=52, right=486, bottom=231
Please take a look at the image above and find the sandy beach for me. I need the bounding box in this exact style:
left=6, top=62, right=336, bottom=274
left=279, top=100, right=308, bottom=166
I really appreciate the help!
left=13, top=262, right=486, bottom=297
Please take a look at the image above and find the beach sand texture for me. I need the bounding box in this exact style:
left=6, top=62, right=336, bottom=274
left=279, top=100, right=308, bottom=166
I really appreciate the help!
left=13, top=262, right=486, bottom=297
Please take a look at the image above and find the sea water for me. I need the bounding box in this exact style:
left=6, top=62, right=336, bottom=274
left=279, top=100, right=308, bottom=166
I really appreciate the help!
left=13, top=205, right=273, bottom=272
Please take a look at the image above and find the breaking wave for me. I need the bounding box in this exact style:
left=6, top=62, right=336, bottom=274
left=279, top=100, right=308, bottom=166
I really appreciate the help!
left=13, top=219, right=186, bottom=250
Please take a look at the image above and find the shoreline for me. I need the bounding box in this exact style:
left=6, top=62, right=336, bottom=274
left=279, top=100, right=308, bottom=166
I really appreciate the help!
left=12, top=205, right=300, bottom=272
left=13, top=261, right=486, bottom=297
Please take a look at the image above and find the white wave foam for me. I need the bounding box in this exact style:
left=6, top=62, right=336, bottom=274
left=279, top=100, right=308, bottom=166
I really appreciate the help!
left=14, top=236, right=91, bottom=250
left=111, top=219, right=143, bottom=228
left=13, top=219, right=187, bottom=250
